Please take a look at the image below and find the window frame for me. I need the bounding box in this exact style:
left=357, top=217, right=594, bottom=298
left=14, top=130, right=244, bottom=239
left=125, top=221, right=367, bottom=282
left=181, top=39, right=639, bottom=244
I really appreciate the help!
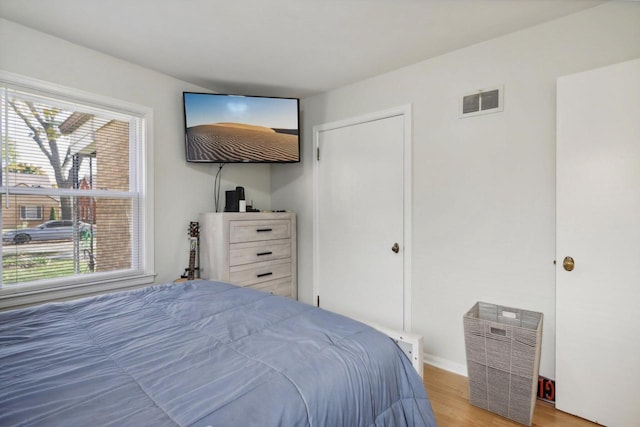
left=0, top=71, right=155, bottom=308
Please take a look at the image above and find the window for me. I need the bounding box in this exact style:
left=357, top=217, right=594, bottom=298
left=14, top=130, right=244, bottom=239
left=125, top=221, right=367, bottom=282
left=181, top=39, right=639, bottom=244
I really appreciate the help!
left=19, top=205, right=43, bottom=220
left=0, top=72, right=153, bottom=302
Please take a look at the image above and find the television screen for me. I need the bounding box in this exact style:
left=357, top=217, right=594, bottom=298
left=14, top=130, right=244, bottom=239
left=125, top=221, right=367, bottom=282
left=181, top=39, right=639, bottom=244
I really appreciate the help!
left=183, top=92, right=300, bottom=163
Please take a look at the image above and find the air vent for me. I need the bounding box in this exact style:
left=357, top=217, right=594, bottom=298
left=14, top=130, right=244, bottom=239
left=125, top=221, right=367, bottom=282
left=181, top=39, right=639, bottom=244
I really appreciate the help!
left=460, top=85, right=504, bottom=118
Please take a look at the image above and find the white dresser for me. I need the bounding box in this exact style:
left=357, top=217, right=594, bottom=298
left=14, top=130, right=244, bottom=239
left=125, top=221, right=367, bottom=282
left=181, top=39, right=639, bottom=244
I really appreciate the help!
left=199, top=212, right=297, bottom=299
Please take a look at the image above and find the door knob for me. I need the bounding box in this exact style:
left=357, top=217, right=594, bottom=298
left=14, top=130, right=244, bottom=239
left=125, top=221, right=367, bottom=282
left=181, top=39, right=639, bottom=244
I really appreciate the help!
left=563, top=256, right=575, bottom=271
left=391, top=243, right=400, bottom=253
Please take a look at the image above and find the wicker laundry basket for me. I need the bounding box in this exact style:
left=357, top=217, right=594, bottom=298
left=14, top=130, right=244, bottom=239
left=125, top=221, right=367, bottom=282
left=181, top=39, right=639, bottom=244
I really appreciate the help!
left=463, top=302, right=543, bottom=426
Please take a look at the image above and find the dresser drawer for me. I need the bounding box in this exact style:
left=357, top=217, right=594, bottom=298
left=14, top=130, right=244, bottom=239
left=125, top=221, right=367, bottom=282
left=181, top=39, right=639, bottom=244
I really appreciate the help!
left=229, top=240, right=291, bottom=266
left=229, top=219, right=291, bottom=243
left=229, top=258, right=291, bottom=286
left=247, top=277, right=293, bottom=297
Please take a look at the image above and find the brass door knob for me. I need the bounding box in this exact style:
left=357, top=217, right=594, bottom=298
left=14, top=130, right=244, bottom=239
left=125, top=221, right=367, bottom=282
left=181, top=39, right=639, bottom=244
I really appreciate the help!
left=391, top=243, right=400, bottom=253
left=563, top=256, right=575, bottom=271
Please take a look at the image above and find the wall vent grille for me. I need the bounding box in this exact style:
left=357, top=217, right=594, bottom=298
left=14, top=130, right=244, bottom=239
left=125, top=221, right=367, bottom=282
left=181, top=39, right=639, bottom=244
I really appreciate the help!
left=460, top=85, right=504, bottom=117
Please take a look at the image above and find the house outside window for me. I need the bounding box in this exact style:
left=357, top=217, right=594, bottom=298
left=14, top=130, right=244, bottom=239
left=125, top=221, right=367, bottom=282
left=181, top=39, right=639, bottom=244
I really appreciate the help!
left=0, top=72, right=154, bottom=304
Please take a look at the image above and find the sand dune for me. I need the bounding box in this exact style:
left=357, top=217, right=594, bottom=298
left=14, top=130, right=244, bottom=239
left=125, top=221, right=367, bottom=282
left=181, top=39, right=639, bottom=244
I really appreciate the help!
left=186, top=123, right=298, bottom=162
left=215, top=122, right=276, bottom=133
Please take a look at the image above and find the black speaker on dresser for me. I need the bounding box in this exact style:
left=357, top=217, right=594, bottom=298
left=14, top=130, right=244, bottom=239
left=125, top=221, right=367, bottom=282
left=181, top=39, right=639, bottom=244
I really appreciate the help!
left=224, top=190, right=239, bottom=212
left=224, top=186, right=245, bottom=212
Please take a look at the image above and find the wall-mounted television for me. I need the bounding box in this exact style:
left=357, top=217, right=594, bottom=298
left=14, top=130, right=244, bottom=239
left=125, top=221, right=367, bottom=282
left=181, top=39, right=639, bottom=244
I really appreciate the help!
left=183, top=92, right=300, bottom=163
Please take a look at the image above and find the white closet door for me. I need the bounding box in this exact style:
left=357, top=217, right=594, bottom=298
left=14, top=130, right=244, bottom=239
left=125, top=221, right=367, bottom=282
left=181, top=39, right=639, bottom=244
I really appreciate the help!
left=556, top=58, right=640, bottom=426
left=314, top=109, right=409, bottom=331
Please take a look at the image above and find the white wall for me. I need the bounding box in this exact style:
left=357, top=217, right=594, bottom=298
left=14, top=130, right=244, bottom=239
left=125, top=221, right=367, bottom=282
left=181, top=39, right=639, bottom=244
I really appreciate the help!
left=0, top=18, right=272, bottom=285
left=272, top=2, right=640, bottom=378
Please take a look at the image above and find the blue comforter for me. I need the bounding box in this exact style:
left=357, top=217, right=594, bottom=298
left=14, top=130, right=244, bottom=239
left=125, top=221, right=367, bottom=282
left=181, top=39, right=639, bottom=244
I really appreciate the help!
left=0, top=280, right=436, bottom=426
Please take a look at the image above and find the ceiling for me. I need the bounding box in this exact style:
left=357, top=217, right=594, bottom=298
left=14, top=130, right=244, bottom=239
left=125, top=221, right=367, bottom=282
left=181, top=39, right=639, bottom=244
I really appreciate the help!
left=0, top=0, right=606, bottom=98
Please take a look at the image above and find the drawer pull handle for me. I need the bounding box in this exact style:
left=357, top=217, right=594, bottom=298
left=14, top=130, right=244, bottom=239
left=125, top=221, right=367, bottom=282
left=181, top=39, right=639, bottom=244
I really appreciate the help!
left=257, top=228, right=273, bottom=232
left=257, top=251, right=273, bottom=256
left=257, top=272, right=273, bottom=278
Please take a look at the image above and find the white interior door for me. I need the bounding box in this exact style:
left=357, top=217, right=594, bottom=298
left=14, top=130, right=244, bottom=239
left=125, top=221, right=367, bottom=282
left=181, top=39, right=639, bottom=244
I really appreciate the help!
left=314, top=107, right=410, bottom=331
left=556, top=59, right=640, bottom=426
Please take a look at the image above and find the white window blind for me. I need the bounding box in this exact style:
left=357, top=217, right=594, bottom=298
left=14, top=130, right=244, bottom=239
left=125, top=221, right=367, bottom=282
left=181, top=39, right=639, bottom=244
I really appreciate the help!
left=0, top=81, right=148, bottom=293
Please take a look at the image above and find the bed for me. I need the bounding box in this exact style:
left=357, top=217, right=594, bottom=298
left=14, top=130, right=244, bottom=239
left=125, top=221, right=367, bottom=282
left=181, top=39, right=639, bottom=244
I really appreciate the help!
left=0, top=280, right=436, bottom=426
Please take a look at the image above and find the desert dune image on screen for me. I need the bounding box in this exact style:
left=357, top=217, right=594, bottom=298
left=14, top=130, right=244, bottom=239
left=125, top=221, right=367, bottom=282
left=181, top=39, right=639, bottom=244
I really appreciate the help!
left=184, top=93, right=299, bottom=162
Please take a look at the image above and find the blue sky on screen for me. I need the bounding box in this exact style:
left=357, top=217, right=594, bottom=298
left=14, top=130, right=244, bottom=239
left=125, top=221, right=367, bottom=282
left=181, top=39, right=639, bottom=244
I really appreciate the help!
left=184, top=93, right=298, bottom=130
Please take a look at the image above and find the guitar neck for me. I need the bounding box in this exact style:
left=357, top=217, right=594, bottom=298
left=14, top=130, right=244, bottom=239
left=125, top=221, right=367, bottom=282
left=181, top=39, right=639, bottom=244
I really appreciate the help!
left=184, top=222, right=200, bottom=281
left=187, top=251, right=196, bottom=280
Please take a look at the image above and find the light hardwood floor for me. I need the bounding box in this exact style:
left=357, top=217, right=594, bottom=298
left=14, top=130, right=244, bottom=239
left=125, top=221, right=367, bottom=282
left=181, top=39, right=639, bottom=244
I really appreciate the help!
left=422, top=364, right=599, bottom=426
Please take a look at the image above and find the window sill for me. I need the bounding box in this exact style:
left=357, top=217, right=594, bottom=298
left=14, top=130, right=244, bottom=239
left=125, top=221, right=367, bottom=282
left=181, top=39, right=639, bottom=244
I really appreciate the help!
left=0, top=273, right=156, bottom=310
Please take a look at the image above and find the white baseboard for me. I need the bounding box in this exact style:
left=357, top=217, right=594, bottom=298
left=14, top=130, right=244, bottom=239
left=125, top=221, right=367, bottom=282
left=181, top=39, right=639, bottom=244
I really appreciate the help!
left=423, top=352, right=468, bottom=377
